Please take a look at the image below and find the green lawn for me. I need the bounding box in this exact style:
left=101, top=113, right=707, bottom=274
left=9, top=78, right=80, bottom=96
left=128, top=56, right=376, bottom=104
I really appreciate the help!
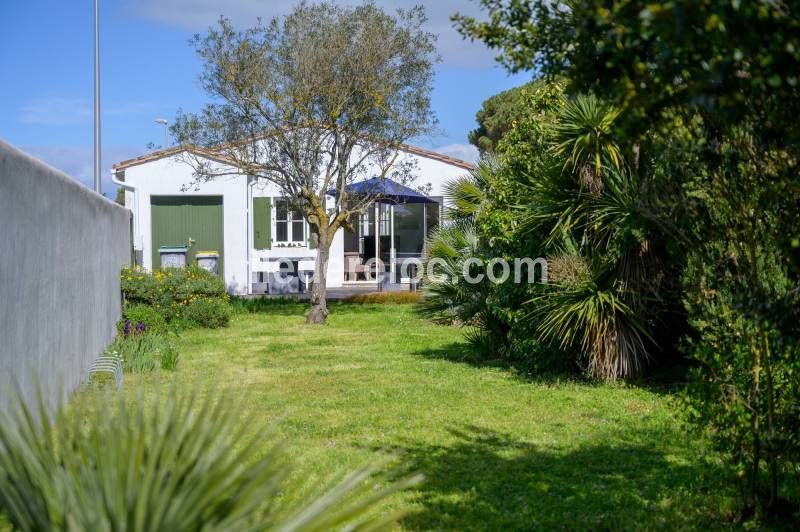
left=126, top=301, right=736, bottom=530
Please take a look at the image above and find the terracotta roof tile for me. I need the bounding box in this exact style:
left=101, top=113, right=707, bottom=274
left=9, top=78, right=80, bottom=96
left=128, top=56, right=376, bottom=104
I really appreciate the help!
left=112, top=142, right=475, bottom=171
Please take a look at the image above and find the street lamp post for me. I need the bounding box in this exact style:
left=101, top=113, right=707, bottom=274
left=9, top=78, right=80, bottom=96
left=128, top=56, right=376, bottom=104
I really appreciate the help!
left=93, top=0, right=101, bottom=194
left=155, top=118, right=168, bottom=148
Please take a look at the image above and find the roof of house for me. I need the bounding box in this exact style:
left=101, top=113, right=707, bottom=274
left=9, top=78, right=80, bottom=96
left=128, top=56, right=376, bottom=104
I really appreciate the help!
left=111, top=146, right=236, bottom=171
left=111, top=142, right=475, bottom=171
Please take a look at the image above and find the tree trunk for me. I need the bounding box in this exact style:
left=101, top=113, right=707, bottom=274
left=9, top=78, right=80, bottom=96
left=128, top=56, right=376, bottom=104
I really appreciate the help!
left=306, top=239, right=330, bottom=324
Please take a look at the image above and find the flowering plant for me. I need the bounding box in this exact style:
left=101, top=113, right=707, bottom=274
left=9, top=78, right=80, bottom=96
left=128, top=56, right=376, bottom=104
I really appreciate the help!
left=120, top=266, right=230, bottom=329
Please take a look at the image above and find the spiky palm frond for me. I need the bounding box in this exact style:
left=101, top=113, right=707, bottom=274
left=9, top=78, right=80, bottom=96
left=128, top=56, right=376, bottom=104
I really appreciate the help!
left=424, top=219, right=481, bottom=263
left=552, top=94, right=622, bottom=190
left=0, top=385, right=420, bottom=531
left=526, top=163, right=647, bottom=257
left=522, top=162, right=658, bottom=381
left=528, top=257, right=653, bottom=380
left=419, top=220, right=490, bottom=326
left=521, top=162, right=586, bottom=248
left=443, top=156, right=502, bottom=222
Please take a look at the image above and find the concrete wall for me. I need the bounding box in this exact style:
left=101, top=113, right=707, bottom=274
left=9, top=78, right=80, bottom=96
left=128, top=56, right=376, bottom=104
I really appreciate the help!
left=0, top=140, right=131, bottom=409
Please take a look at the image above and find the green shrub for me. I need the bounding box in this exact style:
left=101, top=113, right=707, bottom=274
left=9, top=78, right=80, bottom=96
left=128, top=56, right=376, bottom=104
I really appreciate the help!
left=0, top=385, right=420, bottom=530
left=346, top=291, right=423, bottom=304
left=117, top=303, right=167, bottom=334
left=120, top=267, right=160, bottom=304
left=121, top=265, right=226, bottom=305
left=183, top=297, right=231, bottom=328
left=120, top=266, right=230, bottom=329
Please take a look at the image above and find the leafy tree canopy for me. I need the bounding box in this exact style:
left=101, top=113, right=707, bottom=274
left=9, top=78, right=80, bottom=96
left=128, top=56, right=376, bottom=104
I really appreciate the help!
left=469, top=80, right=539, bottom=153
left=455, top=1, right=800, bottom=141
left=454, top=0, right=800, bottom=517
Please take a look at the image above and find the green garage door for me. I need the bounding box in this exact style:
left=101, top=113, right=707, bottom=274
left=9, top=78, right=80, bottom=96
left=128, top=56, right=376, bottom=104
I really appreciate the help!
left=151, top=196, right=224, bottom=275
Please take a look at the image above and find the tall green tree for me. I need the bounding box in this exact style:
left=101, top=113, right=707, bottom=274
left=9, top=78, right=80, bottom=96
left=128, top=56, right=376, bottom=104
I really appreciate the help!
left=468, top=80, right=535, bottom=153
left=454, top=1, right=800, bottom=142
left=173, top=2, right=437, bottom=324
left=455, top=0, right=800, bottom=516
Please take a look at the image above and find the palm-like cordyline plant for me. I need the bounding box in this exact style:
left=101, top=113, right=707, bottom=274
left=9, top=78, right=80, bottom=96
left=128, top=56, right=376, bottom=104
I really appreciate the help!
left=552, top=94, right=622, bottom=194
left=0, top=384, right=420, bottom=531
left=529, top=253, right=654, bottom=380
left=521, top=96, right=661, bottom=380
left=423, top=91, right=661, bottom=379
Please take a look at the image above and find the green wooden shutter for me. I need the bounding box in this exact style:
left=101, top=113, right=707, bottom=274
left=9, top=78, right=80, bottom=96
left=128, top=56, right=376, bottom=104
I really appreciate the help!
left=253, top=197, right=271, bottom=249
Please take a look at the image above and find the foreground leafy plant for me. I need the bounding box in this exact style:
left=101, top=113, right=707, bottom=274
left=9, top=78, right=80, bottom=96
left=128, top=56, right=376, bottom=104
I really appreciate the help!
left=108, top=331, right=180, bottom=372
left=0, top=385, right=420, bottom=531
left=529, top=256, right=652, bottom=381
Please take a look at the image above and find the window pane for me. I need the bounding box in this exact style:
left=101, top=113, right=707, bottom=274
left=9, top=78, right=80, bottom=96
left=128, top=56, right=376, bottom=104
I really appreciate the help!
left=360, top=212, right=370, bottom=236
left=291, top=205, right=304, bottom=220
left=426, top=200, right=441, bottom=235
left=277, top=221, right=288, bottom=242
left=291, top=221, right=304, bottom=242
left=343, top=213, right=359, bottom=252
left=395, top=204, right=424, bottom=254
left=379, top=205, right=390, bottom=236
left=276, top=199, right=288, bottom=221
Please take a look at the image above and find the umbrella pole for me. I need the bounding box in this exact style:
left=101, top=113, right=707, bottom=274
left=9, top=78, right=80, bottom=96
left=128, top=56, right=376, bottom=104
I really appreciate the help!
left=390, top=205, right=395, bottom=283
left=423, top=203, right=427, bottom=256
left=374, top=202, right=381, bottom=291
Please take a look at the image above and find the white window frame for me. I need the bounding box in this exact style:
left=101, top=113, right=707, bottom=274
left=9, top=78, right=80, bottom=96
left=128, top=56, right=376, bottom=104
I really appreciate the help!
left=274, top=198, right=307, bottom=244
left=359, top=212, right=371, bottom=237
left=358, top=204, right=390, bottom=237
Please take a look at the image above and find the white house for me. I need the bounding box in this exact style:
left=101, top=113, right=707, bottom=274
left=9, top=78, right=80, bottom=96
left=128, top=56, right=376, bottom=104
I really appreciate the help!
left=112, top=144, right=473, bottom=295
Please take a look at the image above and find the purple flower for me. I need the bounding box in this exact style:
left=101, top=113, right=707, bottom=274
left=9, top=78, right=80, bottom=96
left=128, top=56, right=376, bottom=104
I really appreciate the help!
left=136, top=322, right=146, bottom=334
left=123, top=320, right=131, bottom=337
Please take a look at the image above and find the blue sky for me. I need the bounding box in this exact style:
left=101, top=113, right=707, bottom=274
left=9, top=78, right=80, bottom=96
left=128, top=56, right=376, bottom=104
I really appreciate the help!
left=0, top=1, right=529, bottom=193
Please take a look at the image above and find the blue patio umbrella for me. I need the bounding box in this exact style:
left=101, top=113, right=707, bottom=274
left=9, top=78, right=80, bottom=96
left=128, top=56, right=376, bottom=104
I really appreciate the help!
left=328, top=177, right=437, bottom=289
left=328, top=177, right=439, bottom=204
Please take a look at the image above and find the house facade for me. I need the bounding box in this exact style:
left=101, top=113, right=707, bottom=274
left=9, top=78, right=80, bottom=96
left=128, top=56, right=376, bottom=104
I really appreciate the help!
left=112, top=145, right=472, bottom=295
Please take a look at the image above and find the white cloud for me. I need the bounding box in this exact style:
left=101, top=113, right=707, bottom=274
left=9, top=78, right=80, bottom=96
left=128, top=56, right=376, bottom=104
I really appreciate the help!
left=21, top=145, right=143, bottom=195
left=433, top=143, right=479, bottom=164
left=19, top=98, right=91, bottom=126
left=128, top=0, right=497, bottom=68
left=20, top=98, right=155, bottom=126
